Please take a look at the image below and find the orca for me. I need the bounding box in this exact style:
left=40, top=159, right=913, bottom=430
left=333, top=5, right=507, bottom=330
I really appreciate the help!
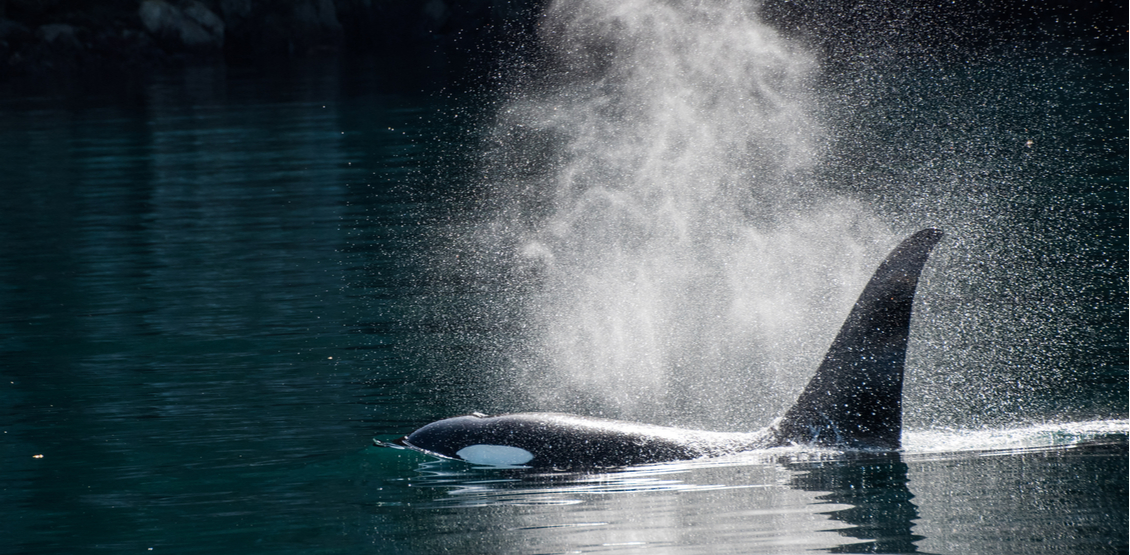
left=389, top=228, right=944, bottom=469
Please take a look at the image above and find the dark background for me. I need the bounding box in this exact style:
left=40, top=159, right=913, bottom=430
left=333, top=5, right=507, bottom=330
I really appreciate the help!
left=0, top=0, right=1124, bottom=90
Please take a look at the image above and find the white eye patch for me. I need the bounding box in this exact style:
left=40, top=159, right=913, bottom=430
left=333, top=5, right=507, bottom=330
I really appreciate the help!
left=455, top=444, right=535, bottom=466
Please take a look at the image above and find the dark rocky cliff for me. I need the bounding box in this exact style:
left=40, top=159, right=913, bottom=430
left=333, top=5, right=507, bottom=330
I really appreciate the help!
left=0, top=0, right=543, bottom=84
left=0, top=0, right=1121, bottom=86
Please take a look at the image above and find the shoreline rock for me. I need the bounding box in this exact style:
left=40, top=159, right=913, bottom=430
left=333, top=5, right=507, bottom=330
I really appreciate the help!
left=0, top=0, right=542, bottom=86
left=139, top=0, right=224, bottom=53
left=0, top=0, right=1120, bottom=87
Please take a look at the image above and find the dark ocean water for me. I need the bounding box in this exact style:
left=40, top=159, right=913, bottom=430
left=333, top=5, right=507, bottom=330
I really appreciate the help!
left=0, top=41, right=1126, bottom=555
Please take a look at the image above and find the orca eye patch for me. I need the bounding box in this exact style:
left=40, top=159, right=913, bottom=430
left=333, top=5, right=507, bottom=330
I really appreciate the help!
left=455, top=444, right=535, bottom=466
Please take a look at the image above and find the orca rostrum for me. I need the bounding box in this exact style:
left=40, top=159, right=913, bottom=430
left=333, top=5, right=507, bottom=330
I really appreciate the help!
left=390, top=229, right=944, bottom=468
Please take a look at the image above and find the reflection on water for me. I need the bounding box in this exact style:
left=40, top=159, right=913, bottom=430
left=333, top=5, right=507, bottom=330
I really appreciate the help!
left=788, top=453, right=922, bottom=554
left=911, top=440, right=1129, bottom=555
left=380, top=453, right=857, bottom=553
left=368, top=433, right=1126, bottom=554
left=0, top=61, right=464, bottom=554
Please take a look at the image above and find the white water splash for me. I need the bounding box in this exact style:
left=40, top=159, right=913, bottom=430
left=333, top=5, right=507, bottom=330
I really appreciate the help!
left=470, top=0, right=904, bottom=430
left=902, top=419, right=1130, bottom=456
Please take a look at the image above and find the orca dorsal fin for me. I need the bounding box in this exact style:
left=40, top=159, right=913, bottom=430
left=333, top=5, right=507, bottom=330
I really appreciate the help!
left=772, top=229, right=944, bottom=449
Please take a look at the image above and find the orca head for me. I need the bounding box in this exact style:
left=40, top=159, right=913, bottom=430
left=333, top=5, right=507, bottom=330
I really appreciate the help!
left=396, top=413, right=538, bottom=467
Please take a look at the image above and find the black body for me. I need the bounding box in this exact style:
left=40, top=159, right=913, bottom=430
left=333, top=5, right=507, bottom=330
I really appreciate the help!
left=394, top=229, right=944, bottom=468
left=398, top=412, right=769, bottom=468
